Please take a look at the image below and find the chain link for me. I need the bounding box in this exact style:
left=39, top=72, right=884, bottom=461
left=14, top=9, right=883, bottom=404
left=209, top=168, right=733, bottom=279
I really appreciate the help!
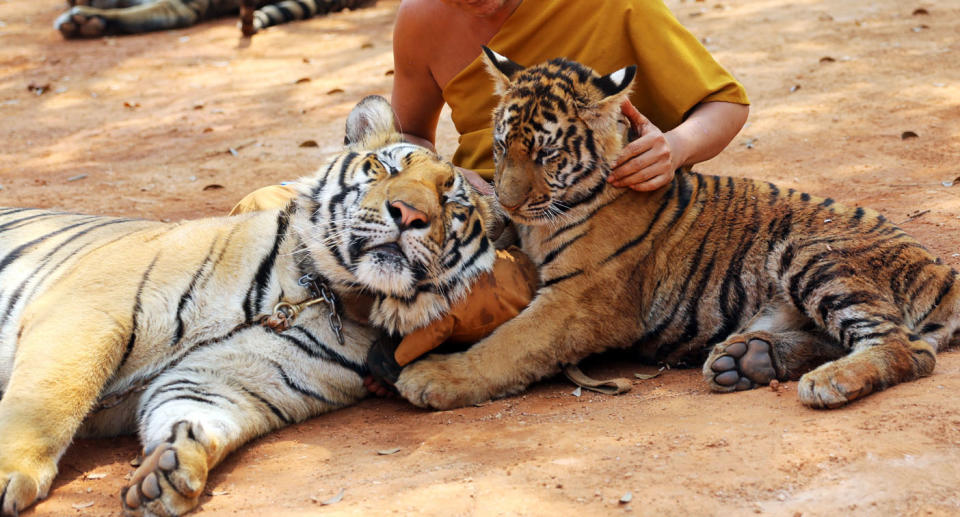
left=300, top=274, right=345, bottom=346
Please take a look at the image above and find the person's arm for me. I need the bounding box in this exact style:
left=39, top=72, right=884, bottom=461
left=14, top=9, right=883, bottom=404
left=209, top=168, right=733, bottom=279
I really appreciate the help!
left=390, top=0, right=444, bottom=152
left=608, top=100, right=749, bottom=191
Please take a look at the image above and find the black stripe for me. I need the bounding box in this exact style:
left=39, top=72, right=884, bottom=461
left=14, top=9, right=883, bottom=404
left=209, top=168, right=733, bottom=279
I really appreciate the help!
left=120, top=254, right=161, bottom=371
left=541, top=232, right=584, bottom=267
left=0, top=217, right=100, bottom=277
left=270, top=360, right=339, bottom=407
left=171, top=239, right=220, bottom=347
left=288, top=325, right=367, bottom=375
left=241, top=386, right=293, bottom=424
left=541, top=269, right=583, bottom=288
left=815, top=291, right=877, bottom=324
left=0, top=218, right=135, bottom=332
left=244, top=210, right=290, bottom=321
left=920, top=322, right=944, bottom=334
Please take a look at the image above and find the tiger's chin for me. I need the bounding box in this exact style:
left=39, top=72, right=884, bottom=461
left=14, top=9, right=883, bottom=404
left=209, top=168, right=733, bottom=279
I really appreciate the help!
left=354, top=254, right=417, bottom=298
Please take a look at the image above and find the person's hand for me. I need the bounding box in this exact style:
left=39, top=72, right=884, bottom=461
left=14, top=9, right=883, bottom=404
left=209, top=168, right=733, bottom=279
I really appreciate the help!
left=608, top=100, right=679, bottom=191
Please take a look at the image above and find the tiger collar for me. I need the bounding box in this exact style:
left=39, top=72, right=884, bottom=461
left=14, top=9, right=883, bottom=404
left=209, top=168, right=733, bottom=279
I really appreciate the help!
left=262, top=273, right=346, bottom=344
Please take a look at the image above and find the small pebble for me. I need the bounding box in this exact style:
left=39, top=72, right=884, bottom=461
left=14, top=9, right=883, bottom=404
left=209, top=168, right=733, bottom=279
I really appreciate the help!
left=769, top=380, right=781, bottom=392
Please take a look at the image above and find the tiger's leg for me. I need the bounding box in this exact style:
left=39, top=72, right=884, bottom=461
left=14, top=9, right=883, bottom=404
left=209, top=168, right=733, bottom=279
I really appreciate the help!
left=121, top=346, right=361, bottom=517
left=704, top=297, right=845, bottom=392
left=0, top=311, right=127, bottom=516
left=55, top=0, right=204, bottom=39
left=784, top=263, right=958, bottom=409
left=396, top=288, right=626, bottom=410
left=68, top=0, right=151, bottom=8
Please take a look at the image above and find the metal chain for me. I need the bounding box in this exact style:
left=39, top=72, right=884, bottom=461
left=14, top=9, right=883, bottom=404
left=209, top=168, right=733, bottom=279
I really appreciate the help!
left=299, top=274, right=345, bottom=346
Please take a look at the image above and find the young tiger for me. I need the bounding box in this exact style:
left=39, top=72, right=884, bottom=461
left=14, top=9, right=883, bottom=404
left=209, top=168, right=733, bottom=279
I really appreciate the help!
left=395, top=49, right=960, bottom=411
left=54, top=0, right=372, bottom=39
left=0, top=95, right=497, bottom=517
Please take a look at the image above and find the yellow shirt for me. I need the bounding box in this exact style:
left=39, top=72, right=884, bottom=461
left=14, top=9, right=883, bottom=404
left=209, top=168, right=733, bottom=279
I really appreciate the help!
left=442, top=0, right=750, bottom=179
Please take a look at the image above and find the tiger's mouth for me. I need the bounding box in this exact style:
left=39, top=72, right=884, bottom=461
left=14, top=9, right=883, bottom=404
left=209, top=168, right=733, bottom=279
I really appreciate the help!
left=367, top=242, right=406, bottom=263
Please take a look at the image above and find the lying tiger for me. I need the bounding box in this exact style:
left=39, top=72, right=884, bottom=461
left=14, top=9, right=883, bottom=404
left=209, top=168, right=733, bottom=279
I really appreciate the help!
left=0, top=95, right=497, bottom=517
left=396, top=49, right=960, bottom=411
left=54, top=0, right=372, bottom=39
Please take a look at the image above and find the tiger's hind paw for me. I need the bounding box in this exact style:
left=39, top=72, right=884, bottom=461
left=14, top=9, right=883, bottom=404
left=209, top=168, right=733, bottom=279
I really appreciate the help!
left=121, top=422, right=210, bottom=517
left=704, top=334, right=778, bottom=392
left=54, top=8, right=108, bottom=38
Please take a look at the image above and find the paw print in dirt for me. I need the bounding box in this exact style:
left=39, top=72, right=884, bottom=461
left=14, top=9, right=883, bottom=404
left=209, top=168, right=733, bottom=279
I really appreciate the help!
left=121, top=421, right=211, bottom=517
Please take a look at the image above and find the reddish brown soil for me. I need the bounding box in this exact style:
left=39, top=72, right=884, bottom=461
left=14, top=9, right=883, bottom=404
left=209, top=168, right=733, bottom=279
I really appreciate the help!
left=1, top=0, right=959, bottom=515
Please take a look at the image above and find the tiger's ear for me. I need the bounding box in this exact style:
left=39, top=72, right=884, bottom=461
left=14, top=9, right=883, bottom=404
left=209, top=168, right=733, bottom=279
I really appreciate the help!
left=481, top=46, right=525, bottom=96
left=592, top=65, right=637, bottom=103
left=345, top=95, right=402, bottom=149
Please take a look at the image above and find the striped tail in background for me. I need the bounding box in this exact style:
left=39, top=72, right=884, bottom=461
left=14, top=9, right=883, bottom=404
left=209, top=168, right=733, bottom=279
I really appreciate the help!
left=241, top=0, right=375, bottom=37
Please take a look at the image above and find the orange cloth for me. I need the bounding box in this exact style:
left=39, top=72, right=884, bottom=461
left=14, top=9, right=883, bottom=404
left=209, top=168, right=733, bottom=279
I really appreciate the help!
left=443, top=0, right=750, bottom=179
left=393, top=246, right=538, bottom=366
left=229, top=186, right=539, bottom=366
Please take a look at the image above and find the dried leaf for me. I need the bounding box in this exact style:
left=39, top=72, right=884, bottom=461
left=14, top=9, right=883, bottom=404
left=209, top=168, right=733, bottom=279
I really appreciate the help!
left=384, top=69, right=395, bottom=76
left=123, top=101, right=140, bottom=109
left=819, top=56, right=836, bottom=63
left=85, top=472, right=106, bottom=479
left=202, top=127, right=213, bottom=133
left=203, top=184, right=225, bottom=191
left=901, top=131, right=919, bottom=140
left=634, top=367, right=665, bottom=380
left=67, top=174, right=88, bottom=182
left=571, top=386, right=582, bottom=397
left=912, top=8, right=929, bottom=15
left=326, top=88, right=344, bottom=95
left=377, top=447, right=401, bottom=455
left=193, top=104, right=204, bottom=110
left=295, top=77, right=311, bottom=84
left=302, top=57, right=312, bottom=64
left=320, top=488, right=345, bottom=505
left=299, top=140, right=319, bottom=148
left=620, top=492, right=633, bottom=504
left=361, top=42, right=374, bottom=49
left=71, top=501, right=95, bottom=509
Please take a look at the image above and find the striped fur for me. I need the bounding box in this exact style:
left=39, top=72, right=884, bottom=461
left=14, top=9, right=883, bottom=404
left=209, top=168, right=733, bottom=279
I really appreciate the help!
left=0, top=96, right=495, bottom=517
left=55, top=0, right=372, bottom=39
left=396, top=51, right=960, bottom=411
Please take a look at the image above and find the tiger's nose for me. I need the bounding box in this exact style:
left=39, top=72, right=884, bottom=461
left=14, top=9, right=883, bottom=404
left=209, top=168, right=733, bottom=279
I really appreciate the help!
left=388, top=200, right=429, bottom=230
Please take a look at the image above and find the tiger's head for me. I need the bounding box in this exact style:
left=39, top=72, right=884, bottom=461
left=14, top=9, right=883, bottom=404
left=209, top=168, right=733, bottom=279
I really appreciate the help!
left=482, top=47, right=637, bottom=225
left=292, top=96, right=498, bottom=334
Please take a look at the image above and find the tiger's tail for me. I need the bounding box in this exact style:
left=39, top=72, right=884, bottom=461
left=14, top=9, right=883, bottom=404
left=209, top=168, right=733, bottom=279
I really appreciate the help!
left=241, top=0, right=374, bottom=37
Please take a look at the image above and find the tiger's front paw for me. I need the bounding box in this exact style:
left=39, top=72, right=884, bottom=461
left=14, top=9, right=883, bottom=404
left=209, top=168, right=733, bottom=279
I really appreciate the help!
left=54, top=7, right=109, bottom=38
left=121, top=422, right=210, bottom=517
left=0, top=460, right=56, bottom=517
left=396, top=354, right=499, bottom=410
left=797, top=359, right=882, bottom=409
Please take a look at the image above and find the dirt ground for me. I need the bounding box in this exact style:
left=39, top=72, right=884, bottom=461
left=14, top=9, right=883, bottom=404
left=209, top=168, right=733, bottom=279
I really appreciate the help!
left=1, top=0, right=959, bottom=515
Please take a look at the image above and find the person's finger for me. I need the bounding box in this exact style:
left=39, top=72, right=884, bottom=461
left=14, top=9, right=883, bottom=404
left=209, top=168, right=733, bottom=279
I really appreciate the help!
left=612, top=133, right=657, bottom=175
left=620, top=99, right=650, bottom=131
left=628, top=169, right=674, bottom=192
left=610, top=162, right=664, bottom=188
